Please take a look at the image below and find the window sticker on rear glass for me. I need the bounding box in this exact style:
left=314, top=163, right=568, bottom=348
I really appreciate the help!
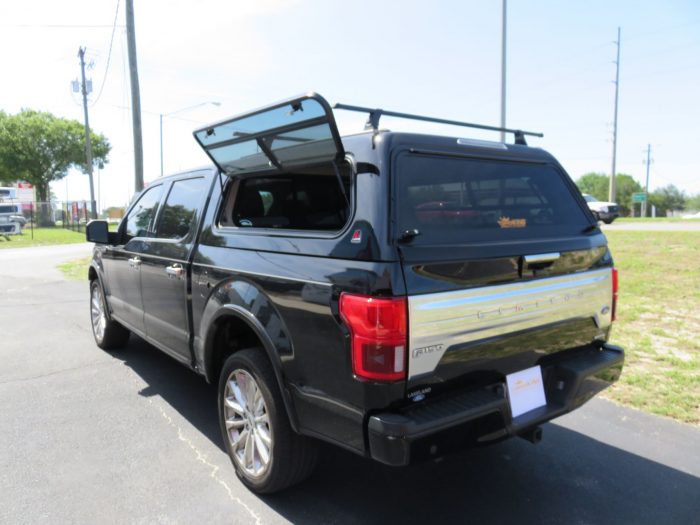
left=497, top=216, right=527, bottom=228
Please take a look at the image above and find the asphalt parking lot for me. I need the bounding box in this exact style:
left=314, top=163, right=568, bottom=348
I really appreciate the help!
left=1, top=244, right=699, bottom=524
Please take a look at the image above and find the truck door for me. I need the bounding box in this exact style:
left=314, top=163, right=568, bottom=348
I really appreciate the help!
left=140, top=174, right=211, bottom=364
left=102, top=184, right=165, bottom=334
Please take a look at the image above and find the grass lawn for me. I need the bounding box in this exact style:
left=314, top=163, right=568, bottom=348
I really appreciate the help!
left=57, top=256, right=92, bottom=281
left=605, top=230, right=700, bottom=424
left=615, top=217, right=700, bottom=223
left=0, top=227, right=86, bottom=249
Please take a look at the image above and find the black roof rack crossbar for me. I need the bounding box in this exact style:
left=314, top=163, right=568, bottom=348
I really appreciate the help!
left=332, top=103, right=543, bottom=145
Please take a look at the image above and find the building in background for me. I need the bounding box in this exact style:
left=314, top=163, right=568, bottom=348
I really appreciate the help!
left=0, top=182, right=35, bottom=211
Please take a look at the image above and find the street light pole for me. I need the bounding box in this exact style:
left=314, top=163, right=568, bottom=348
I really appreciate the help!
left=500, top=0, right=507, bottom=143
left=159, top=101, right=220, bottom=177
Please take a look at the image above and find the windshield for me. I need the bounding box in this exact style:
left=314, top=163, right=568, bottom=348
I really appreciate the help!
left=395, top=154, right=590, bottom=245
left=583, top=194, right=597, bottom=203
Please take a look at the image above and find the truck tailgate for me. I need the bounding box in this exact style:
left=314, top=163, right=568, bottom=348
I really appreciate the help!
left=406, top=268, right=614, bottom=387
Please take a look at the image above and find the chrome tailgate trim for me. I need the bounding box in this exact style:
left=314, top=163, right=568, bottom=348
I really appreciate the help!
left=407, top=268, right=613, bottom=380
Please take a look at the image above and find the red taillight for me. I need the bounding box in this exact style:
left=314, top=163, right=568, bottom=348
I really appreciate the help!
left=611, top=267, right=619, bottom=322
left=339, top=293, right=407, bottom=382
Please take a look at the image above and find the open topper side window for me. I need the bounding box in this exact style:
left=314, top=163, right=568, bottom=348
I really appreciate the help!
left=193, top=93, right=345, bottom=176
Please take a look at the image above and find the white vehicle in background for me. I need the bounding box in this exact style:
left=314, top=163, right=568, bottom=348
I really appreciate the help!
left=0, top=203, right=24, bottom=235
left=582, top=194, right=620, bottom=224
left=0, top=187, right=18, bottom=200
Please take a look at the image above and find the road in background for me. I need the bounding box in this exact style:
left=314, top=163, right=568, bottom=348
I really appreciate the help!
left=0, top=242, right=92, bottom=280
left=1, top=245, right=698, bottom=524
left=603, top=220, right=700, bottom=232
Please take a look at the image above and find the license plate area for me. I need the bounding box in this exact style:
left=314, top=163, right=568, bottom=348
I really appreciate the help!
left=506, top=365, right=547, bottom=418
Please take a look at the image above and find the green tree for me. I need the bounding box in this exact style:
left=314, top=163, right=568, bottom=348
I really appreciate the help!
left=0, top=109, right=110, bottom=224
left=615, top=174, right=644, bottom=216
left=575, top=172, right=643, bottom=215
left=649, top=184, right=687, bottom=216
left=575, top=172, right=609, bottom=201
left=685, top=193, right=700, bottom=212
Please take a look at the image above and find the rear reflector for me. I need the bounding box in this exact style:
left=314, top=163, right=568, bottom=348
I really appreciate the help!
left=339, top=294, right=407, bottom=382
left=611, top=267, right=618, bottom=322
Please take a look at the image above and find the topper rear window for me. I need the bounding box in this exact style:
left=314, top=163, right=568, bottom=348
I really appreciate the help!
left=395, top=153, right=589, bottom=244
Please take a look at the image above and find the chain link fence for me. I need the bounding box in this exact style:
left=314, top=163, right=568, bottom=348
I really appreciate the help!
left=0, top=200, right=125, bottom=240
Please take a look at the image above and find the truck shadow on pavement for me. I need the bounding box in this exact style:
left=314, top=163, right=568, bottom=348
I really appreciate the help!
left=116, top=336, right=700, bottom=525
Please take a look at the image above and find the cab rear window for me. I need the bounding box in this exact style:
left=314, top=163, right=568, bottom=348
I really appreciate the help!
left=395, top=154, right=589, bottom=244
left=219, top=163, right=352, bottom=232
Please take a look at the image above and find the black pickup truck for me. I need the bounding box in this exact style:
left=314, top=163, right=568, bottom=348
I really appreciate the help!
left=86, top=93, right=624, bottom=494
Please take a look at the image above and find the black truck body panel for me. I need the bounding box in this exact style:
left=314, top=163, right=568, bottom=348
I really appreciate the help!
left=89, top=105, right=623, bottom=464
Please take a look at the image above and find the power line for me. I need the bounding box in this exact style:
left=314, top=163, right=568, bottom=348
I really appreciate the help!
left=0, top=23, right=123, bottom=28
left=625, top=19, right=700, bottom=41
left=90, top=0, right=121, bottom=107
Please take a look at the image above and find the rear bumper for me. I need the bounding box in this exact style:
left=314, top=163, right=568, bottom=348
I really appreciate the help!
left=367, top=344, right=624, bottom=466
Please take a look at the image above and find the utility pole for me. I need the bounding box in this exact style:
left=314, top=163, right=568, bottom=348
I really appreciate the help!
left=642, top=144, right=652, bottom=217
left=77, top=47, right=97, bottom=219
left=499, top=0, right=507, bottom=143
left=125, top=0, right=144, bottom=192
left=609, top=27, right=621, bottom=203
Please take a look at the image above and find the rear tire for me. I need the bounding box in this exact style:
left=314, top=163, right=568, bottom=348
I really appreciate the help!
left=603, top=218, right=614, bottom=224
left=218, top=348, right=318, bottom=494
left=90, top=280, right=130, bottom=350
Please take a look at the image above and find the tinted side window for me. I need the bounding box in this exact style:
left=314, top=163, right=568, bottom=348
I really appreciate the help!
left=225, top=170, right=351, bottom=231
left=156, top=177, right=207, bottom=240
left=125, top=185, right=164, bottom=241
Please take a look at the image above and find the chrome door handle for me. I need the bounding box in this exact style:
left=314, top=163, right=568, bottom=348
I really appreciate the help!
left=165, top=264, right=184, bottom=279
left=523, top=252, right=560, bottom=264
left=128, top=256, right=141, bottom=268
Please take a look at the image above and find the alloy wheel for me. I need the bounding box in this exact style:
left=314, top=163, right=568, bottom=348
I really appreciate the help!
left=90, top=284, right=106, bottom=343
left=223, top=369, right=273, bottom=478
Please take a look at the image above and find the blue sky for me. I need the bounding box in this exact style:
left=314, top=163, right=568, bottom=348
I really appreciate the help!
left=1, top=0, right=698, bottom=208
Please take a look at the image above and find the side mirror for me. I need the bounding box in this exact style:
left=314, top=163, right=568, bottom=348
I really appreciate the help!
left=86, top=220, right=110, bottom=244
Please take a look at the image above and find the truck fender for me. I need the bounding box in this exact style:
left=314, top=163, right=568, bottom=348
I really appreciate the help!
left=203, top=304, right=300, bottom=432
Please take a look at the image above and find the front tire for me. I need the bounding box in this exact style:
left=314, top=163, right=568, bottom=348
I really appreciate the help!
left=90, top=280, right=130, bottom=350
left=218, top=348, right=318, bottom=494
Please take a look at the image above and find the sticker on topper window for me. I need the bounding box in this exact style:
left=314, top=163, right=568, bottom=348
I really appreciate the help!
left=497, top=216, right=527, bottom=228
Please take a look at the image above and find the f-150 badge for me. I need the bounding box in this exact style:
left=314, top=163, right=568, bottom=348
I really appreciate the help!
left=412, top=344, right=444, bottom=358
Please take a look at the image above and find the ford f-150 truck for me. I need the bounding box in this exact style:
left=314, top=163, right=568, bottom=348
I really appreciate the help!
left=86, top=93, right=624, bottom=494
